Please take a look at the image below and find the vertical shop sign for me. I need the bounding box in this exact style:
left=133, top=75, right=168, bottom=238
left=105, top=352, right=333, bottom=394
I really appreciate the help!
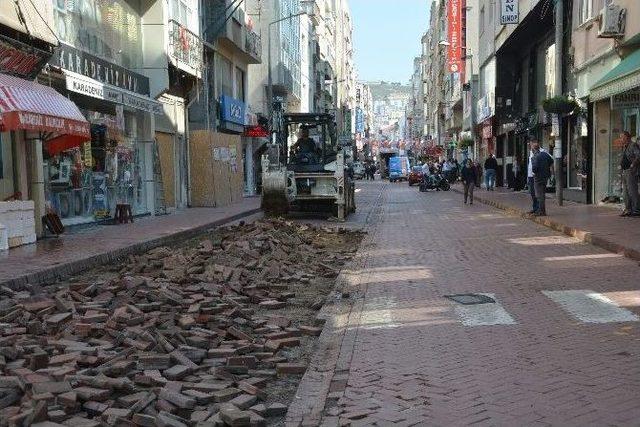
left=83, top=142, right=93, bottom=168
left=447, top=0, right=462, bottom=73
left=500, top=0, right=519, bottom=25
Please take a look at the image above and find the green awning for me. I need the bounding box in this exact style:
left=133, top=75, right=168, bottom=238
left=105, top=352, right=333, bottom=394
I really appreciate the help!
left=590, top=49, right=640, bottom=102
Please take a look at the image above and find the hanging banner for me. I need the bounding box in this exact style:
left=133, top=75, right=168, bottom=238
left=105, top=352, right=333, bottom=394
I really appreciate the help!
left=447, top=0, right=462, bottom=73
left=500, top=0, right=519, bottom=25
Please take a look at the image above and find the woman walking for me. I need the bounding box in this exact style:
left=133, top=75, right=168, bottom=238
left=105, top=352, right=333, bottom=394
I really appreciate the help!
left=461, top=159, right=477, bottom=204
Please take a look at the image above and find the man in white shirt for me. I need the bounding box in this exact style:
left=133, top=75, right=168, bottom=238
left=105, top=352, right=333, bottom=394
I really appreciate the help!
left=527, top=139, right=540, bottom=214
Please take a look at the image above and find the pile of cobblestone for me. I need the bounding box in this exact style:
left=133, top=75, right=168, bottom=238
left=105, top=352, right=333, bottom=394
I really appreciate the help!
left=0, top=219, right=361, bottom=427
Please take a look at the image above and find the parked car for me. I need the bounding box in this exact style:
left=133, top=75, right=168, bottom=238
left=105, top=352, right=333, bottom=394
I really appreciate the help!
left=352, top=162, right=365, bottom=179
left=408, top=166, right=423, bottom=186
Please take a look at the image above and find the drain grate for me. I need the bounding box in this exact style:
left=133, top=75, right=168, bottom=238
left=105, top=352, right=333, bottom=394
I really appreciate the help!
left=445, top=293, right=496, bottom=305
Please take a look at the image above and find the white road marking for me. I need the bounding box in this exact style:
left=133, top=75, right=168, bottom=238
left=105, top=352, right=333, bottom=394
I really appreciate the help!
left=543, top=290, right=640, bottom=323
left=450, top=293, right=517, bottom=326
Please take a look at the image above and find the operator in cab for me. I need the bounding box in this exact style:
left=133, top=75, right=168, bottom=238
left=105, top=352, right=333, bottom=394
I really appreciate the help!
left=291, top=127, right=318, bottom=157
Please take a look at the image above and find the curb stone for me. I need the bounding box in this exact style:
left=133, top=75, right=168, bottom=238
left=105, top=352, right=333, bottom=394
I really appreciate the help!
left=285, top=184, right=386, bottom=427
left=451, top=187, right=640, bottom=262
left=3, top=208, right=263, bottom=290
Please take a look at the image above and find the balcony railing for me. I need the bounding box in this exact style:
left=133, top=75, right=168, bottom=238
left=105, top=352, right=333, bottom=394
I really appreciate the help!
left=168, top=20, right=203, bottom=73
left=244, top=29, right=261, bottom=61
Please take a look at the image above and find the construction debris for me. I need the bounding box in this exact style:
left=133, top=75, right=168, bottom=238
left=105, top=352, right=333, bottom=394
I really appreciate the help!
left=0, top=219, right=362, bottom=426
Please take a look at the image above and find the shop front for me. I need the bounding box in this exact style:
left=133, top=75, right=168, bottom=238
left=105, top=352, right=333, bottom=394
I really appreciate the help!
left=45, top=43, right=162, bottom=225
left=590, top=48, right=640, bottom=204
left=0, top=73, right=90, bottom=246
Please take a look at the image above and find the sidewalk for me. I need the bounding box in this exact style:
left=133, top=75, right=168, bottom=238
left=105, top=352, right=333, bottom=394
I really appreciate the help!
left=0, top=198, right=261, bottom=289
left=452, top=184, right=640, bottom=261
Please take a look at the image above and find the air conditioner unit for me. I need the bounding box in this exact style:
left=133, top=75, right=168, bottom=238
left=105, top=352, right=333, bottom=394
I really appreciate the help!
left=598, top=4, right=626, bottom=38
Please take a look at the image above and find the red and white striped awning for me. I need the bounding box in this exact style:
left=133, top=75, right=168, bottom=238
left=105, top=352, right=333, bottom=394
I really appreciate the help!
left=0, top=73, right=89, bottom=139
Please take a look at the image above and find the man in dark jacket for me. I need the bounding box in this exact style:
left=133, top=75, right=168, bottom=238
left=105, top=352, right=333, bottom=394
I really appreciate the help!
left=461, top=159, right=477, bottom=204
left=531, top=142, right=554, bottom=216
left=484, top=154, right=498, bottom=190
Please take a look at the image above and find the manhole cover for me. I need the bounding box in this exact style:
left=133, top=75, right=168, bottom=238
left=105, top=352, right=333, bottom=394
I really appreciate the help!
left=445, top=293, right=496, bottom=305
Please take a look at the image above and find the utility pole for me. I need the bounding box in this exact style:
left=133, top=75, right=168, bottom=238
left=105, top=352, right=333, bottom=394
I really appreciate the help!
left=554, top=0, right=564, bottom=205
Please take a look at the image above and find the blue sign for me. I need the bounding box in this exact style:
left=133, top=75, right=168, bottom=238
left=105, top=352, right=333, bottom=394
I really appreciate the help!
left=355, top=107, right=364, bottom=133
left=220, top=95, right=246, bottom=125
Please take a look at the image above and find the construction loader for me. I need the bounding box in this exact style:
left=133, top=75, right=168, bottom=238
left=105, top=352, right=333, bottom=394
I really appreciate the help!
left=261, top=108, right=355, bottom=220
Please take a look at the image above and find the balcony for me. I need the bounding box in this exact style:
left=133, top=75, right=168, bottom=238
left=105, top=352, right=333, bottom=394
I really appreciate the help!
left=168, top=20, right=203, bottom=78
left=244, top=28, right=261, bottom=64
left=206, top=0, right=261, bottom=64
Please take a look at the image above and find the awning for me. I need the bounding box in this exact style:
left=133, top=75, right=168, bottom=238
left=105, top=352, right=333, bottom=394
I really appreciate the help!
left=0, top=73, right=90, bottom=144
left=0, top=0, right=58, bottom=46
left=591, top=49, right=640, bottom=102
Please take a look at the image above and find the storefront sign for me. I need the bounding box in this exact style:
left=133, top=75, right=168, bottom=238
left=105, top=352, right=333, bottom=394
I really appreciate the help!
left=65, top=71, right=162, bottom=114
left=122, top=92, right=163, bottom=114
left=51, top=43, right=150, bottom=96
left=2, top=111, right=89, bottom=135
left=447, top=0, right=462, bottom=73
left=0, top=35, right=51, bottom=79
left=66, top=72, right=121, bottom=103
left=220, top=95, right=246, bottom=126
left=243, top=125, right=269, bottom=138
left=500, top=0, right=519, bottom=25
left=611, top=89, right=640, bottom=110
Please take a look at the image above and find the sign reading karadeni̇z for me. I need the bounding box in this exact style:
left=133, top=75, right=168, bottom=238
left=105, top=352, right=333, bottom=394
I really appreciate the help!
left=500, top=0, right=519, bottom=25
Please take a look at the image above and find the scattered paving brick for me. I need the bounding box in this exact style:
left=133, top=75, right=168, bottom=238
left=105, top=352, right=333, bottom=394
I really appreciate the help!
left=0, top=219, right=361, bottom=425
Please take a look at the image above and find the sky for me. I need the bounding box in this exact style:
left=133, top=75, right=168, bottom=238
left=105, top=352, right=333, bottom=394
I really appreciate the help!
left=350, top=0, right=430, bottom=84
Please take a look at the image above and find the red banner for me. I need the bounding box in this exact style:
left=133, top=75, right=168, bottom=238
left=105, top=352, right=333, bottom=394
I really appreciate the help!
left=0, top=111, right=90, bottom=136
left=447, top=0, right=462, bottom=73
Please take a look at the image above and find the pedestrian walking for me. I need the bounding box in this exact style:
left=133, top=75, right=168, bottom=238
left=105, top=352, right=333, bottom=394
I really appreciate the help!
left=531, top=141, right=554, bottom=216
left=461, top=159, right=477, bottom=204
left=484, top=153, right=498, bottom=190
left=620, top=131, right=640, bottom=217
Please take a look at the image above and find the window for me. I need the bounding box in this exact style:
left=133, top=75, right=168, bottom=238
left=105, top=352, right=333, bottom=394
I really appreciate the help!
left=216, top=55, right=233, bottom=98
left=480, top=6, right=485, bottom=35
left=171, top=0, right=191, bottom=27
left=579, top=0, right=594, bottom=24
left=235, top=67, right=245, bottom=101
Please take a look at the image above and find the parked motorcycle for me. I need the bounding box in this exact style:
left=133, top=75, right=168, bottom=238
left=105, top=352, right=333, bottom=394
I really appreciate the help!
left=419, top=174, right=451, bottom=192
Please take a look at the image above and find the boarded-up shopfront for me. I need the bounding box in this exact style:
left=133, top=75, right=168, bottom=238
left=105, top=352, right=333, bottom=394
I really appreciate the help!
left=190, top=131, right=244, bottom=208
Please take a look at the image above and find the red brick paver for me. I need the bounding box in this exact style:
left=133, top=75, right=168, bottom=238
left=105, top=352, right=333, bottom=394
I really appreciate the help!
left=294, top=181, right=640, bottom=426
left=0, top=198, right=261, bottom=287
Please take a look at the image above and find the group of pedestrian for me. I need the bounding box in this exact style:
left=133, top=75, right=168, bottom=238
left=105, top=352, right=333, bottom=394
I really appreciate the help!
left=364, top=162, right=377, bottom=180
left=456, top=132, right=640, bottom=218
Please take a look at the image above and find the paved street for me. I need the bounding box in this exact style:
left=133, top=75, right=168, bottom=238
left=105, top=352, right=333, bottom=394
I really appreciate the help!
left=313, top=180, right=640, bottom=426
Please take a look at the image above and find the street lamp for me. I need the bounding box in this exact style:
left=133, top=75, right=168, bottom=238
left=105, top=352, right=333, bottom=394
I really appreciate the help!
left=267, top=11, right=312, bottom=126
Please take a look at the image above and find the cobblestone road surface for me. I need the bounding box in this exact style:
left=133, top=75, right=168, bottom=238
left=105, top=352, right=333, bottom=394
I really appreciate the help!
left=315, top=180, right=640, bottom=426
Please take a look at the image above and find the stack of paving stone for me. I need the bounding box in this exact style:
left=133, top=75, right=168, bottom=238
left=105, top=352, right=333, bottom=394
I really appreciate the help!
left=0, top=219, right=358, bottom=427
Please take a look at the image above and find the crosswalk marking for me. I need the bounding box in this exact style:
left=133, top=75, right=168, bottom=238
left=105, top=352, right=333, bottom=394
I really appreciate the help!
left=542, top=290, right=640, bottom=324
left=450, top=293, right=517, bottom=326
